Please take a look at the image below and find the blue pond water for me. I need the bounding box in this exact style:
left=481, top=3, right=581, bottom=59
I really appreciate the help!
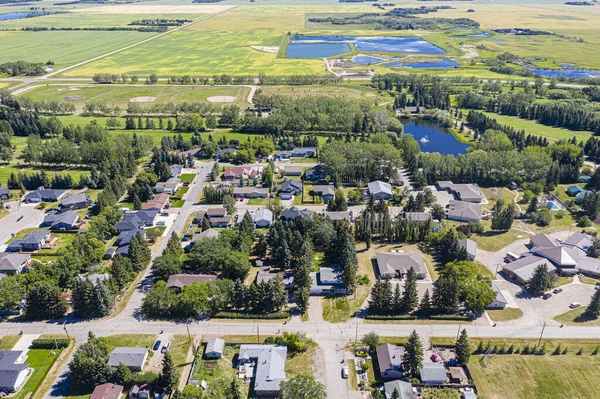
left=404, top=120, right=469, bottom=155
left=0, top=12, right=55, bottom=21
left=352, top=55, right=386, bottom=65
left=286, top=43, right=351, bottom=59
left=530, top=68, right=600, bottom=79
left=288, top=36, right=445, bottom=58
left=387, top=59, right=459, bottom=69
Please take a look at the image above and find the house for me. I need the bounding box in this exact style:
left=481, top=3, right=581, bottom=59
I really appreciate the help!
left=60, top=193, right=88, bottom=210
left=114, top=210, right=158, bottom=231
left=209, top=216, right=232, bottom=228
left=115, top=245, right=130, bottom=257
left=90, top=383, right=124, bottom=399
left=250, top=208, right=273, bottom=228
left=420, top=363, right=448, bottom=385
left=215, top=148, right=237, bottom=160
left=170, top=164, right=183, bottom=178
left=529, top=233, right=559, bottom=248
left=0, top=188, right=9, bottom=201
left=206, top=208, right=227, bottom=219
left=6, top=230, right=54, bottom=252
left=205, top=338, right=225, bottom=360
left=446, top=200, right=481, bottom=223
left=448, top=367, right=468, bottom=384
left=563, top=231, right=593, bottom=252
left=305, top=164, right=327, bottom=181
left=436, top=181, right=454, bottom=191
left=459, top=238, right=477, bottom=261
left=487, top=283, right=508, bottom=309
left=42, top=210, right=79, bottom=230
left=155, top=178, right=180, bottom=194
left=375, top=252, right=428, bottom=279
left=508, top=181, right=518, bottom=190
left=22, top=188, right=67, bottom=203
left=256, top=267, right=294, bottom=289
left=142, top=193, right=170, bottom=211
left=376, top=344, right=405, bottom=380
left=0, top=254, right=30, bottom=275
left=383, top=380, right=415, bottom=399
left=115, top=229, right=146, bottom=247
left=367, top=180, right=393, bottom=201
left=223, top=166, right=260, bottom=181
left=166, top=274, right=218, bottom=289
left=279, top=180, right=303, bottom=199
left=191, top=229, right=219, bottom=243
left=451, top=184, right=484, bottom=203
left=310, top=267, right=347, bottom=296
left=284, top=167, right=303, bottom=177
left=502, top=256, right=557, bottom=284
left=312, top=185, right=335, bottom=202
left=0, top=350, right=29, bottom=392
left=103, top=248, right=116, bottom=260
left=274, top=151, right=292, bottom=160
left=233, top=187, right=270, bottom=199
left=323, top=211, right=353, bottom=223
left=238, top=345, right=287, bottom=397
left=579, top=175, right=592, bottom=184
left=280, top=206, right=313, bottom=221
left=399, top=212, right=431, bottom=223
left=576, top=190, right=590, bottom=205
left=107, top=348, right=148, bottom=371
left=292, top=147, right=317, bottom=158
left=193, top=211, right=206, bottom=224
left=566, top=185, right=584, bottom=197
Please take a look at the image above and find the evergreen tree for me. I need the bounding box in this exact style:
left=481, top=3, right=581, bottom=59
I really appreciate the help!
left=294, top=240, right=313, bottom=314
left=115, top=362, right=132, bottom=385
left=527, top=264, right=553, bottom=296
left=278, top=239, right=291, bottom=270
left=392, top=282, right=403, bottom=315
left=158, top=352, right=179, bottom=392
left=432, top=270, right=459, bottom=314
left=229, top=376, right=243, bottom=399
left=418, top=289, right=432, bottom=313
left=133, top=193, right=142, bottom=211
left=128, top=231, right=151, bottom=271
left=25, top=280, right=68, bottom=320
left=165, top=232, right=184, bottom=257
left=402, top=330, right=423, bottom=377
left=401, top=267, right=418, bottom=314
left=201, top=216, right=211, bottom=231
left=240, top=211, right=255, bottom=238
left=391, top=389, right=400, bottom=399
left=527, top=196, right=539, bottom=214
left=455, top=329, right=471, bottom=364
left=585, top=289, right=600, bottom=319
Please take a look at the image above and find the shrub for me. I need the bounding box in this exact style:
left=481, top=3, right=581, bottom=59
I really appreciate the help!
left=213, top=311, right=290, bottom=319
left=429, top=314, right=471, bottom=321
left=365, top=315, right=417, bottom=320
left=31, top=338, right=70, bottom=349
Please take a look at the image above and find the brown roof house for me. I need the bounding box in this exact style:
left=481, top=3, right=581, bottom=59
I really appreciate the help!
left=91, top=384, right=124, bottom=399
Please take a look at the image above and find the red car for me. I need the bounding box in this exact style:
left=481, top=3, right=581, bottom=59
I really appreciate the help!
left=431, top=354, right=441, bottom=363
left=183, top=182, right=190, bottom=187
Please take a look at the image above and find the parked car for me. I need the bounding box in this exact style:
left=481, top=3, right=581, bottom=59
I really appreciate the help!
left=161, top=342, right=170, bottom=353
left=341, top=366, right=349, bottom=379
left=153, top=340, right=162, bottom=351
left=431, top=353, right=441, bottom=362
left=182, top=237, right=189, bottom=242
left=157, top=221, right=166, bottom=226
left=595, top=283, right=600, bottom=291
left=503, top=257, right=512, bottom=263
left=570, top=302, right=581, bottom=309
left=5, top=204, right=10, bottom=209
left=17, top=215, right=23, bottom=221
left=355, top=348, right=368, bottom=357
left=183, top=182, right=190, bottom=187
left=553, top=288, right=563, bottom=294
left=542, top=293, right=552, bottom=300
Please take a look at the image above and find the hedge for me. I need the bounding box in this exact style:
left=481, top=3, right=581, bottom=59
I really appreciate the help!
left=365, top=315, right=417, bottom=320
left=430, top=314, right=471, bottom=321
left=31, top=338, right=70, bottom=349
left=213, top=312, right=290, bottom=320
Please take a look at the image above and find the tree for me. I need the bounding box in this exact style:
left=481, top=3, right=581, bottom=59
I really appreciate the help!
left=491, top=203, right=515, bottom=231
left=0, top=276, right=25, bottom=312
left=527, top=264, right=553, bottom=296
left=391, top=389, right=400, bottom=399
left=401, top=267, right=419, bottom=313
left=25, top=280, right=67, bottom=319
left=362, top=332, right=380, bottom=352
left=432, top=270, right=459, bottom=314
left=402, top=330, right=423, bottom=377
left=158, top=352, right=179, bottom=392
left=418, top=289, right=432, bottom=314
left=69, top=332, right=113, bottom=389
left=228, top=376, right=243, bottom=399
left=294, top=240, right=313, bottom=314
left=585, top=290, right=600, bottom=319
left=431, top=203, right=445, bottom=221
left=278, top=375, right=326, bottom=399
left=455, top=329, right=471, bottom=364
left=115, top=362, right=132, bottom=385
left=129, top=231, right=151, bottom=271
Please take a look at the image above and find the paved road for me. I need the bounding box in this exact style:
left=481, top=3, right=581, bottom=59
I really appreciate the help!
left=0, top=202, right=46, bottom=249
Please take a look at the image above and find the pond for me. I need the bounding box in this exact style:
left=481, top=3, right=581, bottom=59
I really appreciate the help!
left=286, top=43, right=350, bottom=59
left=0, top=12, right=55, bottom=21
left=387, top=58, right=459, bottom=69
left=403, top=120, right=470, bottom=155
left=352, top=55, right=386, bottom=65
left=530, top=68, right=600, bottom=79
left=288, top=35, right=445, bottom=58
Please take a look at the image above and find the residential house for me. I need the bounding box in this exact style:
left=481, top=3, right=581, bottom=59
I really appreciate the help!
left=436, top=181, right=454, bottom=191
left=114, top=210, right=158, bottom=231
left=250, top=208, right=273, bottom=228
left=42, top=210, right=79, bottom=230
left=115, top=229, right=146, bottom=247
left=323, top=211, right=353, bottom=223
left=23, top=188, right=67, bottom=203
left=206, top=208, right=227, bottom=219
left=305, top=164, right=327, bottom=181
left=223, top=166, right=260, bottom=181
left=205, top=338, right=225, bottom=360
left=91, top=384, right=124, bottom=399
left=0, top=188, right=9, bottom=201
left=0, top=350, right=29, bottom=392
left=446, top=200, right=481, bottom=223
left=280, top=206, right=313, bottom=221
left=312, top=185, right=335, bottom=202
left=279, top=179, right=302, bottom=200
left=398, top=212, right=431, bottom=224
left=233, top=187, right=270, bottom=199
left=142, top=193, right=170, bottom=212
left=87, top=273, right=110, bottom=286
left=170, top=164, right=183, bottom=178
left=210, top=216, right=232, bottom=228
left=292, top=147, right=317, bottom=158
left=383, top=380, right=415, bottom=399
left=576, top=190, right=590, bottom=205
left=107, top=348, right=148, bottom=371
left=193, top=211, right=206, bottom=224
left=579, top=175, right=592, bottom=184
left=450, top=184, right=484, bottom=203
left=284, top=167, right=303, bottom=177
left=256, top=267, right=294, bottom=289
left=6, top=230, right=54, bottom=252
left=367, top=180, right=393, bottom=201
left=420, top=363, right=448, bottom=385
left=274, top=151, right=292, bottom=160
left=310, top=267, right=347, bottom=296
left=376, top=344, right=404, bottom=380
left=166, top=274, right=218, bottom=290
left=103, top=248, right=116, bottom=260
left=215, top=148, right=237, bottom=160
left=60, top=193, right=88, bottom=210
left=487, top=283, right=508, bottom=309
left=459, top=238, right=477, bottom=261
left=449, top=367, right=468, bottom=384
left=375, top=252, right=428, bottom=279
left=191, top=229, right=219, bottom=243
left=566, top=185, right=584, bottom=197
left=115, top=245, right=130, bottom=257
left=0, top=254, right=30, bottom=275
left=155, top=178, right=180, bottom=194
left=238, top=345, right=287, bottom=397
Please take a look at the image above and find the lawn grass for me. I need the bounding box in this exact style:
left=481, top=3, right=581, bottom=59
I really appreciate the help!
left=285, top=340, right=317, bottom=378
left=247, top=198, right=267, bottom=205
left=0, top=335, right=20, bottom=350
left=146, top=225, right=167, bottom=236
left=553, top=276, right=573, bottom=288
left=13, top=349, right=61, bottom=399
left=469, top=222, right=527, bottom=252
left=345, top=359, right=358, bottom=390
left=170, top=199, right=185, bottom=208
left=579, top=275, right=600, bottom=286
left=487, top=308, right=524, bottom=322
left=169, top=334, right=193, bottom=373
left=431, top=337, right=600, bottom=354
left=104, top=334, right=157, bottom=352
left=180, top=174, right=196, bottom=184
left=554, top=306, right=600, bottom=326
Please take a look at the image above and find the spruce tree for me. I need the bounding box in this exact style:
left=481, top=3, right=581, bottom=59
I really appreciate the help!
left=585, top=289, right=600, bottom=319
left=392, top=283, right=403, bottom=315
left=133, top=193, right=142, bottom=211
left=279, top=239, right=291, bottom=270
left=294, top=241, right=313, bottom=314
left=201, top=215, right=211, bottom=231
left=392, top=388, right=400, bottom=399
left=158, top=352, right=179, bottom=392
left=419, top=289, right=432, bottom=314
left=527, top=264, right=553, bottom=296
left=239, top=211, right=255, bottom=238
left=403, top=330, right=423, bottom=377
left=455, top=329, right=471, bottom=364
left=432, top=271, right=459, bottom=314
left=401, top=267, right=418, bottom=314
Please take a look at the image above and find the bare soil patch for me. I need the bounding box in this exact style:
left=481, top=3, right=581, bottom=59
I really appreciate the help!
left=130, top=96, right=156, bottom=103
left=64, top=95, right=84, bottom=101
left=207, top=96, right=236, bottom=103
left=251, top=46, right=279, bottom=54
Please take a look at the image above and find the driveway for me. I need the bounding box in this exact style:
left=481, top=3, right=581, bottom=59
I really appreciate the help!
left=0, top=202, right=46, bottom=246
left=12, top=334, right=40, bottom=354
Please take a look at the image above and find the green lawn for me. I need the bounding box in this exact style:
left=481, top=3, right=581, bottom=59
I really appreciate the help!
left=104, top=334, right=157, bottom=352
left=322, top=297, right=351, bottom=323
left=554, top=306, right=600, bottom=326
left=169, top=335, right=193, bottom=374
left=13, top=349, right=61, bottom=399
left=487, top=308, right=524, bottom=322
left=180, top=174, right=196, bottom=184
left=0, top=335, right=20, bottom=350
left=146, top=226, right=167, bottom=236
left=170, top=199, right=185, bottom=208
left=469, top=223, right=526, bottom=252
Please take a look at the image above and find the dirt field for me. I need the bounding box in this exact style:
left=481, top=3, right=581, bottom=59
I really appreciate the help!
left=71, top=5, right=234, bottom=14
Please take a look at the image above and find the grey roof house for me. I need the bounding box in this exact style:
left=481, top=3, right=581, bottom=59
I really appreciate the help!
left=312, top=185, right=335, bottom=202
left=0, top=254, right=30, bottom=275
left=238, top=344, right=287, bottom=397
left=375, top=252, right=428, bottom=279
left=170, top=164, right=183, bottom=178
left=114, top=210, right=158, bottom=231
left=115, top=229, right=146, bottom=247
left=279, top=179, right=303, bottom=200
left=367, top=180, right=393, bottom=201
left=192, top=229, right=219, bottom=243
left=459, top=238, right=477, bottom=261
left=446, top=200, right=481, bottom=223
left=6, top=230, right=53, bottom=253
left=310, top=267, right=346, bottom=296
left=60, top=193, right=88, bottom=210
left=376, top=344, right=405, bottom=380
left=107, top=348, right=148, bottom=371
left=0, top=350, right=29, bottom=392
left=502, top=256, right=557, bottom=284
left=155, top=178, right=180, bottom=194
left=0, top=188, right=9, bottom=201
left=23, top=188, right=67, bottom=203
left=305, top=164, right=327, bottom=181
left=280, top=206, right=313, bottom=221
left=487, top=283, right=508, bottom=309
left=233, top=187, right=270, bottom=199
left=292, top=147, right=316, bottom=157
left=420, top=363, right=448, bottom=385
left=384, top=380, right=415, bottom=399
left=250, top=208, right=273, bottom=227
left=284, top=167, right=303, bottom=176
left=42, top=210, right=79, bottom=230
left=205, top=338, right=225, bottom=360
left=166, top=274, right=218, bottom=289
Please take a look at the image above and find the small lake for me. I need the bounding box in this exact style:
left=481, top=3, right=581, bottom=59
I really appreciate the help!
left=530, top=68, right=600, bottom=79
left=286, top=43, right=350, bottom=59
left=352, top=55, right=386, bottom=65
left=403, top=120, right=469, bottom=155
left=0, top=12, right=55, bottom=21
left=288, top=36, right=445, bottom=58
left=387, top=58, right=459, bottom=69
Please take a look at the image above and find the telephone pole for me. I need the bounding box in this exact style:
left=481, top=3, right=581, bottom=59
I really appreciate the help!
left=63, top=321, right=70, bottom=341
left=538, top=321, right=547, bottom=347
left=186, top=319, right=191, bottom=341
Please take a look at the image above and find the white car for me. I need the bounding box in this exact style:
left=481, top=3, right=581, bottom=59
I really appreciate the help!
left=341, top=366, right=349, bottom=379
left=570, top=302, right=581, bottom=309
left=156, top=221, right=166, bottom=226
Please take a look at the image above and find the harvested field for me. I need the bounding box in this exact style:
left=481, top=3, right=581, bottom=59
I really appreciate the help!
left=207, top=96, right=236, bottom=103
left=130, top=96, right=157, bottom=103
left=71, top=5, right=234, bottom=14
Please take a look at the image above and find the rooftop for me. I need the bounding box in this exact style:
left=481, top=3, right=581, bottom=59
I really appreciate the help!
left=375, top=252, right=427, bottom=276
left=107, top=347, right=148, bottom=368
left=239, top=344, right=287, bottom=393
left=368, top=180, right=393, bottom=195
left=166, top=274, right=218, bottom=289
